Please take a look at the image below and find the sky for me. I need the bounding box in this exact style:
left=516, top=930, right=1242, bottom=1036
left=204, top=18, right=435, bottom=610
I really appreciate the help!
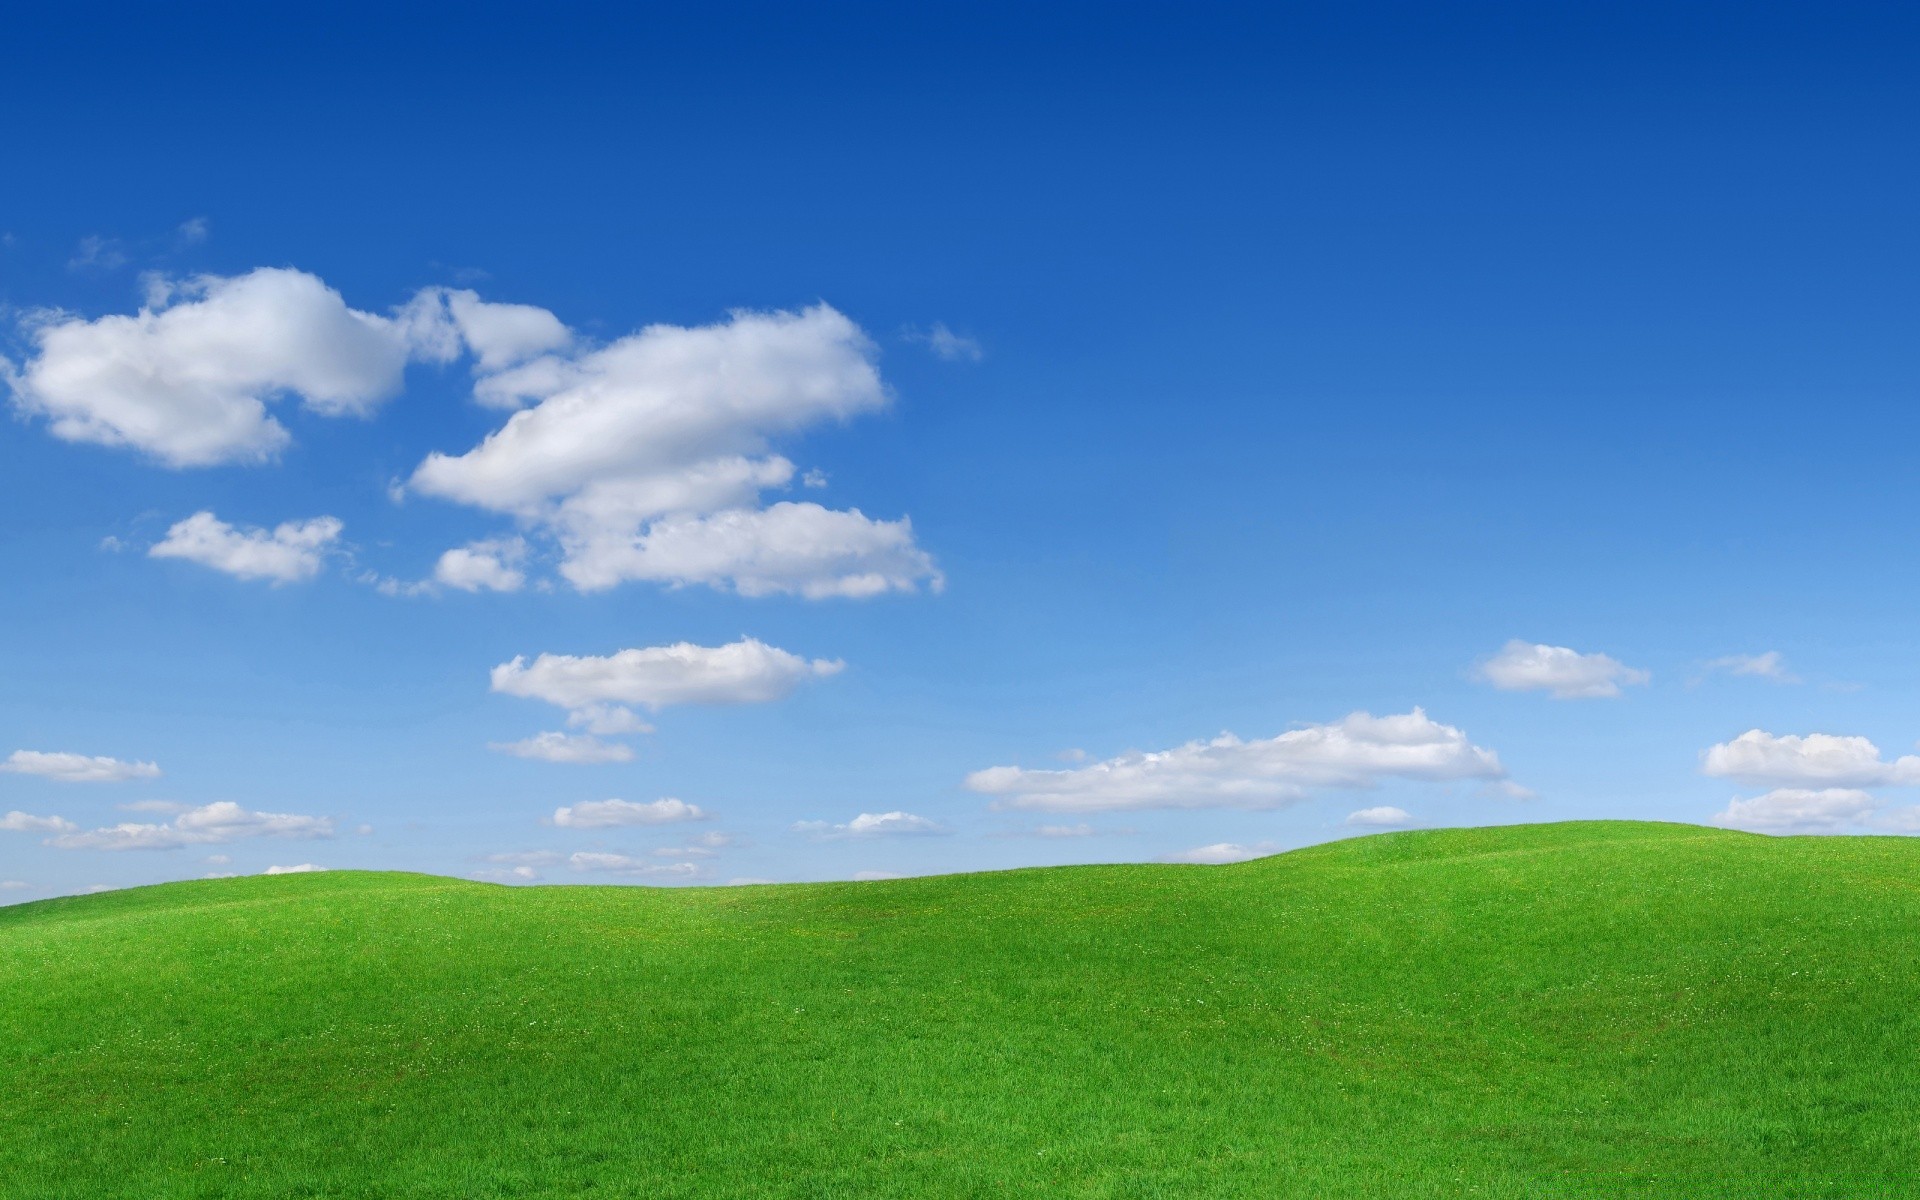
left=3, top=1, right=1919, bottom=898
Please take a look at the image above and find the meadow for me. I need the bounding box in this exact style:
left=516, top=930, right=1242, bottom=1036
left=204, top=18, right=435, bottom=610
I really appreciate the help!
left=2, top=820, right=1915, bottom=1197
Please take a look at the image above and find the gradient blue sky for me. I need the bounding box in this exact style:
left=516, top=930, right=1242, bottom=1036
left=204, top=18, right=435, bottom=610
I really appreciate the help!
left=4, top=2, right=1919, bottom=897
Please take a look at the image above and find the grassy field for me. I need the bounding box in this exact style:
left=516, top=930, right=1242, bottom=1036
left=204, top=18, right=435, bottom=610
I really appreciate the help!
left=2, top=820, right=1917, bottom=1197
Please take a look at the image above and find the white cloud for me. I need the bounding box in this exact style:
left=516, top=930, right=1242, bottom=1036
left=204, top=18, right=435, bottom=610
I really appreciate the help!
left=726, top=877, right=777, bottom=886
left=264, top=863, right=326, bottom=874
left=552, top=798, right=704, bottom=828
left=402, top=287, right=572, bottom=374
left=492, top=638, right=842, bottom=712
left=1711, top=788, right=1877, bottom=834
left=1162, top=841, right=1279, bottom=865
left=48, top=801, right=332, bottom=851
left=1036, top=823, right=1098, bottom=837
left=120, top=800, right=186, bottom=813
left=411, top=304, right=881, bottom=506
left=653, top=831, right=732, bottom=858
left=907, top=322, right=984, bottom=362
left=177, top=218, right=210, bottom=245
left=654, top=845, right=719, bottom=859
left=0, top=812, right=78, bottom=833
left=1701, top=729, right=1920, bottom=788
left=1474, top=640, right=1649, bottom=699
left=565, top=705, right=654, bottom=736
left=433, top=536, right=527, bottom=593
left=563, top=501, right=940, bottom=597
left=1346, top=806, right=1412, bottom=827
left=0, top=881, right=29, bottom=890
left=792, top=811, right=947, bottom=838
left=149, top=511, right=342, bottom=584
left=1704, top=652, right=1798, bottom=683
left=2, top=750, right=161, bottom=783
left=6, top=268, right=424, bottom=466
left=965, top=708, right=1504, bottom=813
left=488, top=732, right=634, bottom=764
left=475, top=865, right=541, bottom=882
left=407, top=303, right=940, bottom=598
left=566, top=852, right=701, bottom=878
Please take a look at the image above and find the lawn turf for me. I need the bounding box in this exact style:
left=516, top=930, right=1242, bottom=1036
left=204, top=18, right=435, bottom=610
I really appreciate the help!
left=2, top=820, right=1918, bottom=1197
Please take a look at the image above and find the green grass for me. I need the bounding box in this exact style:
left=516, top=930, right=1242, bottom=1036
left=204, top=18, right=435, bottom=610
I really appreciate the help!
left=3, top=820, right=1919, bottom=1197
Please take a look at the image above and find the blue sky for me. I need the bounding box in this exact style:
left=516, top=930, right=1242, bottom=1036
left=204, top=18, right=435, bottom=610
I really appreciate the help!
left=4, top=2, right=1920, bottom=896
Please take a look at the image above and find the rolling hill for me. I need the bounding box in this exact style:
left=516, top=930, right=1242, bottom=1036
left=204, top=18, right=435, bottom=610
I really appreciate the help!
left=3, top=820, right=1916, bottom=1197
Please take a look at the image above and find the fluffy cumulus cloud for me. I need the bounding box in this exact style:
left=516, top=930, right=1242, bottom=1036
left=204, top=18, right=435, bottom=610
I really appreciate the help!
left=793, top=811, right=947, bottom=838
left=487, top=732, right=634, bottom=764
left=402, top=287, right=573, bottom=374
left=1711, top=788, right=1880, bottom=834
left=149, top=511, right=342, bottom=583
left=408, top=303, right=941, bottom=598
left=8, top=271, right=939, bottom=599
left=1474, top=640, right=1650, bottom=699
left=1, top=750, right=161, bottom=783
left=966, top=709, right=1504, bottom=813
left=1701, top=730, right=1920, bottom=788
left=0, top=811, right=78, bottom=834
left=264, top=863, right=326, bottom=874
left=489, top=640, right=837, bottom=763
left=493, top=638, right=843, bottom=712
left=433, top=537, right=527, bottom=593
left=1, top=269, right=585, bottom=468
left=47, top=801, right=333, bottom=851
left=1162, top=841, right=1280, bottom=865
left=1346, top=805, right=1412, bottom=827
left=551, top=798, right=705, bottom=828
left=5, top=269, right=413, bottom=466
left=572, top=501, right=937, bottom=598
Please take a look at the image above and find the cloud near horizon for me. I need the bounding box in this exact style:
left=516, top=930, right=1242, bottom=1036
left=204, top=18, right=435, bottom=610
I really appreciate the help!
left=1701, top=729, right=1920, bottom=789
left=965, top=708, right=1504, bottom=813
left=793, top=811, right=947, bottom=838
left=1346, top=805, right=1412, bottom=827
left=46, top=801, right=333, bottom=851
left=1710, top=787, right=1920, bottom=835
left=1161, top=841, right=1279, bottom=865
left=551, top=798, right=705, bottom=828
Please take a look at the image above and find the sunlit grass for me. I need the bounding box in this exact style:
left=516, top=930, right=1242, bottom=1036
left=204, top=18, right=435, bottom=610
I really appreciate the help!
left=3, top=820, right=1917, bottom=1196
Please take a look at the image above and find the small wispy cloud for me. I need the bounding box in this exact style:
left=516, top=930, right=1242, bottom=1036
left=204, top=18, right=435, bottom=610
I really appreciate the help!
left=1700, top=651, right=1799, bottom=684
left=68, top=235, right=127, bottom=272
left=904, top=322, right=983, bottom=362
left=793, top=811, right=947, bottom=838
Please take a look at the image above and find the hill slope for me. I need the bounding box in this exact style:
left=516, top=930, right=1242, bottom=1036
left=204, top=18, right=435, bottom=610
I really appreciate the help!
left=3, top=821, right=1917, bottom=1197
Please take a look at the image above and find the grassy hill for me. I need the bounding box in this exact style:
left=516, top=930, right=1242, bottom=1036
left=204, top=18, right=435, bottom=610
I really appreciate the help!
left=2, top=820, right=1917, bottom=1198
